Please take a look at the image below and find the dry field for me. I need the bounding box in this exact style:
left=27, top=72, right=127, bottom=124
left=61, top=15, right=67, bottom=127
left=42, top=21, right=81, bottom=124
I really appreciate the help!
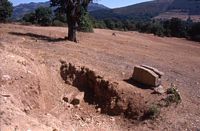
left=0, top=24, right=200, bottom=131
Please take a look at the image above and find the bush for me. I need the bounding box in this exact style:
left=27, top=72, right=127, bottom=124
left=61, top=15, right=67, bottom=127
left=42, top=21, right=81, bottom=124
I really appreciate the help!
left=144, top=105, right=160, bottom=119
left=165, top=86, right=181, bottom=106
left=52, top=20, right=66, bottom=27
left=21, top=22, right=33, bottom=26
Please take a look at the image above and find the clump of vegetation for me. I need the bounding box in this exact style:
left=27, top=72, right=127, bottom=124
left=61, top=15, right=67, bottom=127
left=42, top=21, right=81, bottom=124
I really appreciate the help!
left=144, top=105, right=160, bottom=120
left=164, top=85, right=181, bottom=106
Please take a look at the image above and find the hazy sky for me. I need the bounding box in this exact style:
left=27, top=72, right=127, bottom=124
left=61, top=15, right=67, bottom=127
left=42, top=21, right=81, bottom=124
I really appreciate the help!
left=11, top=0, right=151, bottom=8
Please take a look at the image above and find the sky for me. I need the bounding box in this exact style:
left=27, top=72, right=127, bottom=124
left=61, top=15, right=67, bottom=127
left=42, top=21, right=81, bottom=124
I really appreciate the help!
left=10, top=0, right=151, bottom=8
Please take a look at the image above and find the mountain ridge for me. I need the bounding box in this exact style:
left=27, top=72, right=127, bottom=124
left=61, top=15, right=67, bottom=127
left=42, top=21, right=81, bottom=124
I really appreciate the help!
left=12, top=0, right=200, bottom=22
left=91, top=0, right=200, bottom=22
left=12, top=1, right=109, bottom=20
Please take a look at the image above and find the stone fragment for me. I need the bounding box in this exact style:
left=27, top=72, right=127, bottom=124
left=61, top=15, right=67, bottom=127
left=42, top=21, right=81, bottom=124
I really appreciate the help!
left=154, top=85, right=165, bottom=94
left=97, top=108, right=101, bottom=113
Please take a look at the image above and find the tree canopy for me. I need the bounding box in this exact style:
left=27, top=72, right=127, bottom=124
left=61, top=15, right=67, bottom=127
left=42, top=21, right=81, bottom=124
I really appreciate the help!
left=23, top=6, right=52, bottom=26
left=0, top=0, right=13, bottom=22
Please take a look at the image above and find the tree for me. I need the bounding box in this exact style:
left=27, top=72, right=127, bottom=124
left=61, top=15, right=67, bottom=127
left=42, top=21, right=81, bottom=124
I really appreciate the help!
left=151, top=22, right=165, bottom=37
left=23, top=12, right=36, bottom=24
left=104, top=19, right=115, bottom=29
left=50, top=0, right=92, bottom=42
left=54, top=10, right=67, bottom=23
left=189, top=22, right=200, bottom=42
left=22, top=7, right=52, bottom=26
left=0, top=0, right=13, bottom=22
left=167, top=18, right=187, bottom=38
left=35, top=7, right=52, bottom=26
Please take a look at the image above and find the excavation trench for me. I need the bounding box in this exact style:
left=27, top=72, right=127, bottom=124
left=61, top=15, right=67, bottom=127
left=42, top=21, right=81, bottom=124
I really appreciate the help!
left=60, top=62, right=148, bottom=119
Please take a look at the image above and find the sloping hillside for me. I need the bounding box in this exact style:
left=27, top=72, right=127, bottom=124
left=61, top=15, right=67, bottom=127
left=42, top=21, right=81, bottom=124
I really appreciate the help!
left=91, top=0, right=200, bottom=21
left=0, top=23, right=200, bottom=131
left=112, top=0, right=173, bottom=15
left=155, top=0, right=200, bottom=21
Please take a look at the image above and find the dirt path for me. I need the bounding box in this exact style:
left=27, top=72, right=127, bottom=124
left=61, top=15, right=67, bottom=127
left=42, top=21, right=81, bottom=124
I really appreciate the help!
left=0, top=24, right=200, bottom=131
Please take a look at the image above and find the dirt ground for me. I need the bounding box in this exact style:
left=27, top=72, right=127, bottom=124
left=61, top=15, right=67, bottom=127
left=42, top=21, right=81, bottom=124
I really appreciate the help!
left=0, top=24, right=200, bottom=131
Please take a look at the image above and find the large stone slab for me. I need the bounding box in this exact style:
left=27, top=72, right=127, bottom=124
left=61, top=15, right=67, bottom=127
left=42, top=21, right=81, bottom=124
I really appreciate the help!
left=132, top=66, right=161, bottom=87
left=141, top=65, right=164, bottom=78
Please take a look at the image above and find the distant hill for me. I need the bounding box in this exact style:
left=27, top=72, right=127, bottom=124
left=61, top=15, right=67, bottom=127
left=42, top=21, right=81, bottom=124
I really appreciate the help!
left=12, top=0, right=200, bottom=22
left=155, top=0, right=200, bottom=22
left=12, top=1, right=109, bottom=20
left=91, top=0, right=200, bottom=22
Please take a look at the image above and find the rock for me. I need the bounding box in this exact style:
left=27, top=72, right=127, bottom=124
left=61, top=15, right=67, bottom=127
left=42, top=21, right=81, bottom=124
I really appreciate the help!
left=63, top=92, right=74, bottom=103
left=97, top=108, right=101, bottom=113
left=141, top=65, right=164, bottom=78
left=17, top=60, right=27, bottom=66
left=121, top=72, right=125, bottom=76
left=74, top=104, right=80, bottom=108
left=22, top=37, right=26, bottom=41
left=1, top=94, right=11, bottom=97
left=132, top=66, right=161, bottom=87
left=71, top=92, right=85, bottom=105
left=112, top=33, right=116, bottom=36
left=1, top=75, right=11, bottom=81
left=154, top=85, right=165, bottom=94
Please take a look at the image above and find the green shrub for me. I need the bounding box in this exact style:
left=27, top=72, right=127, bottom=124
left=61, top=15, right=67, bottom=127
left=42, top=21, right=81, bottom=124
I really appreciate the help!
left=78, top=8, right=93, bottom=32
left=165, top=86, right=181, bottom=106
left=145, top=105, right=160, bottom=119
left=52, top=20, right=66, bottom=27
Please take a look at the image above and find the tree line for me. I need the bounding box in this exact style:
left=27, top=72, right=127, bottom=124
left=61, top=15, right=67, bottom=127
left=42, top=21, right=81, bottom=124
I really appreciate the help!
left=21, top=6, right=200, bottom=42
left=92, top=18, right=200, bottom=42
left=0, top=0, right=199, bottom=42
left=22, top=6, right=93, bottom=32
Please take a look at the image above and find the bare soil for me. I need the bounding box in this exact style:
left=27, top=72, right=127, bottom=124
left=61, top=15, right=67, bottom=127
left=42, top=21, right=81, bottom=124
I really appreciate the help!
left=0, top=24, right=200, bottom=131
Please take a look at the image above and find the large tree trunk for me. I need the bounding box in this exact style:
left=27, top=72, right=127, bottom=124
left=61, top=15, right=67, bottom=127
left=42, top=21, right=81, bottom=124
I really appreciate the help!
left=68, top=19, right=77, bottom=42
left=67, top=2, right=79, bottom=43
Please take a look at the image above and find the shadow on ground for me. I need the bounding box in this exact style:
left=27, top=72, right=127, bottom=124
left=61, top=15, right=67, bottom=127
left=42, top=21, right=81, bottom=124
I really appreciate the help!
left=9, top=32, right=67, bottom=42
left=124, top=78, right=151, bottom=90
